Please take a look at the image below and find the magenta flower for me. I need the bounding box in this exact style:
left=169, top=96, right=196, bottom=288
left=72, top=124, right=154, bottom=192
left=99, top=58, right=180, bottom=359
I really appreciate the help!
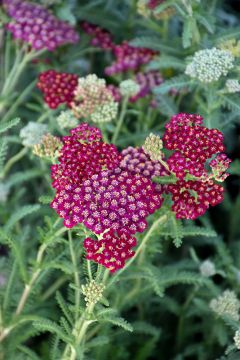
left=3, top=0, right=79, bottom=51
left=84, top=229, right=136, bottom=272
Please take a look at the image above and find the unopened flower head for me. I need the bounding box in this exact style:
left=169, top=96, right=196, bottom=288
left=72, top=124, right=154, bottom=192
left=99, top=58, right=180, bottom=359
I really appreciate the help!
left=210, top=290, right=240, bottom=321
left=210, top=154, right=231, bottom=182
left=71, top=74, right=118, bottom=123
left=33, top=133, right=62, bottom=159
left=185, top=48, right=234, bottom=83
left=137, top=0, right=175, bottom=20
left=0, top=183, right=9, bottom=203
left=20, top=122, right=48, bottom=147
left=234, top=330, right=240, bottom=350
left=82, top=280, right=105, bottom=307
left=199, top=259, right=216, bottom=277
left=143, top=133, right=163, bottom=162
left=119, top=79, right=140, bottom=98
left=3, top=0, right=79, bottom=51
left=219, top=39, right=240, bottom=58
left=226, top=79, right=240, bottom=93
left=57, top=110, right=78, bottom=129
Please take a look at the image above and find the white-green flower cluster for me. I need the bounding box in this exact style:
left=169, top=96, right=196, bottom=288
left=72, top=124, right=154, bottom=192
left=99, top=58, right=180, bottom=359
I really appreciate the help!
left=199, top=260, right=216, bottom=277
left=82, top=280, right=105, bottom=308
left=225, top=79, right=240, bottom=93
left=57, top=110, right=78, bottom=129
left=210, top=290, right=240, bottom=321
left=234, top=330, right=240, bottom=349
left=91, top=102, right=118, bottom=123
left=20, top=122, right=48, bottom=147
left=143, top=133, right=163, bottom=162
left=0, top=183, right=9, bottom=203
left=119, top=79, right=140, bottom=97
left=185, top=48, right=234, bottom=83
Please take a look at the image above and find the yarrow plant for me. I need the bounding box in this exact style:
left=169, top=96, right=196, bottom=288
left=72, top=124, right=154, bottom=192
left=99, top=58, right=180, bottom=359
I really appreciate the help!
left=1, top=2, right=240, bottom=359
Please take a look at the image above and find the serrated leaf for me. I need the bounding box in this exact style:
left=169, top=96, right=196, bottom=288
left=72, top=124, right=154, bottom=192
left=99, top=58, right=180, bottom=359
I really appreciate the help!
left=102, top=316, right=133, bottom=332
left=152, top=175, right=177, bottom=184
left=0, top=117, right=20, bottom=134
left=0, top=138, right=8, bottom=173
left=147, top=56, right=185, bottom=71
left=130, top=37, right=182, bottom=55
left=222, top=94, right=240, bottom=112
left=4, top=204, right=40, bottom=232
left=39, top=195, right=53, bottom=204
left=33, top=319, right=73, bottom=344
left=154, top=76, right=195, bottom=95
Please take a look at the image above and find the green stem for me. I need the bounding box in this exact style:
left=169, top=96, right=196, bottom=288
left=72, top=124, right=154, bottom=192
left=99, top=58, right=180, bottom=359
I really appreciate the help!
left=40, top=275, right=68, bottom=302
left=107, top=214, right=168, bottom=288
left=1, top=147, right=28, bottom=179
left=87, top=260, right=93, bottom=281
left=1, top=80, right=36, bottom=123
left=68, top=230, right=81, bottom=320
left=112, top=96, right=128, bottom=143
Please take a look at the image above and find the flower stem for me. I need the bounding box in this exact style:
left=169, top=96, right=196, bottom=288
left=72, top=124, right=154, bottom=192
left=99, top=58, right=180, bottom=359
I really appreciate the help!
left=1, top=147, right=28, bottom=179
left=112, top=96, right=128, bottom=143
left=68, top=230, right=81, bottom=320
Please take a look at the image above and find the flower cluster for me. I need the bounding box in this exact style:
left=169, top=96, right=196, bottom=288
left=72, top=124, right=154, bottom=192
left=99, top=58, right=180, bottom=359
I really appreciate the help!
left=199, top=260, right=216, bottom=278
left=37, top=70, right=78, bottom=109
left=20, top=122, right=48, bottom=147
left=57, top=110, right=78, bottom=129
left=210, top=154, right=231, bottom=182
left=137, top=0, right=174, bottom=19
left=33, top=133, right=62, bottom=159
left=131, top=71, right=164, bottom=102
left=120, top=146, right=166, bottom=181
left=84, top=230, right=136, bottom=272
left=119, top=80, right=140, bottom=98
left=3, top=0, right=79, bottom=51
left=210, top=290, right=240, bottom=321
left=161, top=113, right=230, bottom=219
left=71, top=74, right=118, bottom=123
left=185, top=48, right=234, bottom=83
left=105, top=42, right=157, bottom=75
left=143, top=133, right=163, bottom=162
left=219, top=39, right=240, bottom=58
left=225, top=79, right=240, bottom=93
left=234, top=330, right=240, bottom=350
left=82, top=280, right=105, bottom=307
left=81, top=21, right=114, bottom=50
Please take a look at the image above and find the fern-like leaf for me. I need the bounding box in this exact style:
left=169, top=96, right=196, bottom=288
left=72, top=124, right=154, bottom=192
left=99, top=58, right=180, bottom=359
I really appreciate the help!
left=33, top=319, right=73, bottom=344
left=154, top=76, right=196, bottom=95
left=4, top=204, right=40, bottom=232
left=0, top=117, right=20, bottom=134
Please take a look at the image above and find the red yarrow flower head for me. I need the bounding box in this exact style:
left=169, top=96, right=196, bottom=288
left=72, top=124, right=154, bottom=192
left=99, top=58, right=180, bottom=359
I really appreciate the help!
left=51, top=123, right=121, bottom=191
left=130, top=70, right=164, bottom=102
left=105, top=41, right=157, bottom=75
left=167, top=179, right=224, bottom=220
left=3, top=0, right=79, bottom=51
left=163, top=113, right=226, bottom=179
left=81, top=21, right=114, bottom=50
left=37, top=70, right=78, bottom=109
left=84, top=229, right=136, bottom=272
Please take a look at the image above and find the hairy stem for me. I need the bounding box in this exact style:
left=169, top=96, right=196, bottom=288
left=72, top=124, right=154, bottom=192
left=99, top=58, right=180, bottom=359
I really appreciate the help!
left=68, top=230, right=81, bottom=320
left=112, top=96, right=128, bottom=143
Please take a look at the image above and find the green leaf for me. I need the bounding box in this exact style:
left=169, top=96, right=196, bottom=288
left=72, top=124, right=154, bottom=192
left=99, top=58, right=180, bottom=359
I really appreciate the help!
left=222, top=94, right=240, bottom=112
left=213, top=26, right=240, bottom=44
left=0, top=138, right=8, bottom=173
left=130, top=37, right=182, bottom=55
left=7, top=169, right=43, bottom=187
left=4, top=204, right=40, bottom=232
left=182, top=17, right=194, bottom=49
left=152, top=175, right=177, bottom=184
left=102, top=316, right=133, bottom=332
left=147, top=56, right=185, bottom=71
left=0, top=117, right=20, bottom=134
left=154, top=76, right=195, bottom=95
left=38, top=195, right=53, bottom=204
left=33, top=319, right=73, bottom=344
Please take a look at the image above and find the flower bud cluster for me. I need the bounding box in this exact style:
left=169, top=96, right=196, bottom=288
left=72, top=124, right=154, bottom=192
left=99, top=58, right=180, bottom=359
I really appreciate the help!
left=81, top=21, right=114, bottom=50
left=84, top=230, right=136, bottom=272
left=137, top=0, right=175, bottom=19
left=234, top=330, right=240, bottom=350
left=219, top=39, right=240, bottom=58
left=20, top=122, right=48, bottom=147
left=3, top=0, right=79, bottom=51
left=33, top=133, right=62, bottom=159
left=37, top=70, right=78, bottom=109
left=119, top=80, right=140, bottom=98
left=57, top=110, right=78, bottom=129
left=210, top=290, right=240, bottom=321
left=143, top=133, right=163, bottom=162
left=71, top=74, right=118, bottom=123
left=199, top=260, right=216, bottom=277
left=209, top=154, right=232, bottom=182
left=225, top=79, right=240, bottom=93
left=185, top=48, right=234, bottom=83
left=82, top=280, right=105, bottom=307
